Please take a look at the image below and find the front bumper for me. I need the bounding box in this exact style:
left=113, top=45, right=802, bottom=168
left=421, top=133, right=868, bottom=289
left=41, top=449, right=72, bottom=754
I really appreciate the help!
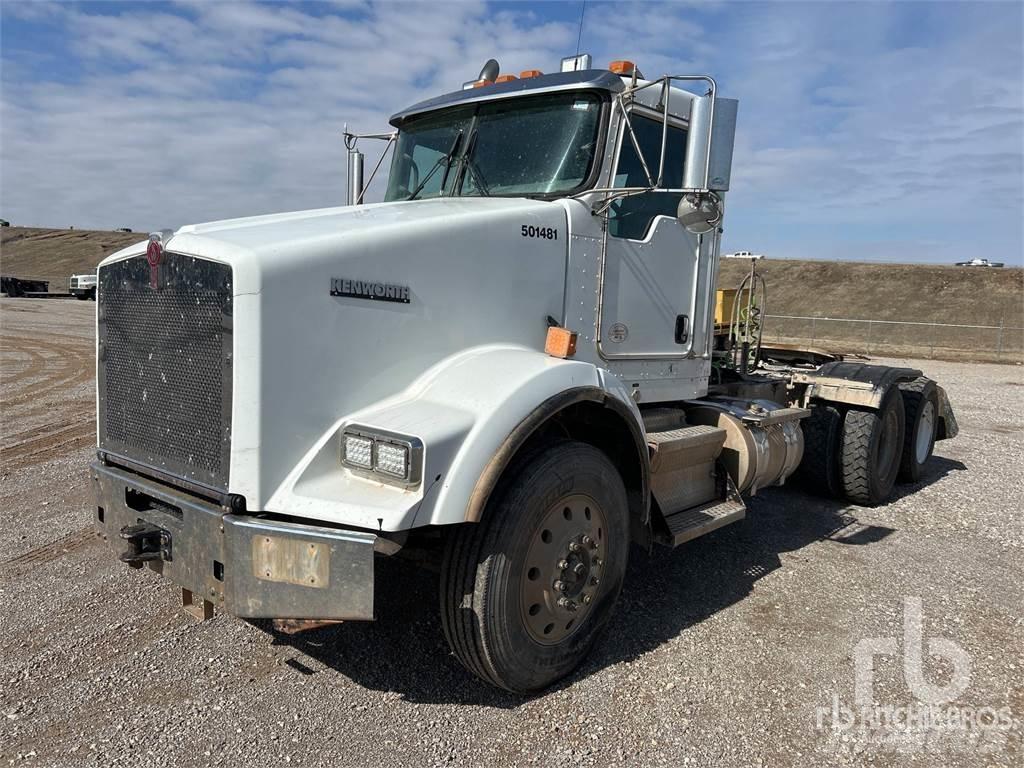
left=92, top=461, right=376, bottom=620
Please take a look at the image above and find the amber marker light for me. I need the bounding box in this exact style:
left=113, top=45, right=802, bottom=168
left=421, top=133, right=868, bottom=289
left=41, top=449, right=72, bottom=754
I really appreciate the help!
left=545, top=327, right=578, bottom=359
left=608, top=60, right=636, bottom=75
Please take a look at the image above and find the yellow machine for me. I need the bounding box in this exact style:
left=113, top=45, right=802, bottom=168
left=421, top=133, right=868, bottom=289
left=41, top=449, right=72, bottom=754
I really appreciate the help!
left=714, top=288, right=740, bottom=326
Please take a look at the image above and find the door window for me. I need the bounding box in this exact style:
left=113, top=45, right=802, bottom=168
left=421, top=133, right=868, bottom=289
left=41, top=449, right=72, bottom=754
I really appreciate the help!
left=608, top=114, right=687, bottom=240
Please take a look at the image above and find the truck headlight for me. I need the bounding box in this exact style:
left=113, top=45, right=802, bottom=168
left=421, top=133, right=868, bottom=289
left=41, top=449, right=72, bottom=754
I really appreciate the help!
left=374, top=441, right=409, bottom=478
left=340, top=427, right=422, bottom=486
left=342, top=434, right=373, bottom=469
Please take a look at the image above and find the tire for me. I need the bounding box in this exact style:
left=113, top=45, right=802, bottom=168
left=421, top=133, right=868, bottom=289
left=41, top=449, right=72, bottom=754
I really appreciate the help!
left=840, top=387, right=905, bottom=506
left=440, top=440, right=629, bottom=693
left=794, top=402, right=843, bottom=497
left=898, top=377, right=938, bottom=483
left=75, top=293, right=88, bottom=300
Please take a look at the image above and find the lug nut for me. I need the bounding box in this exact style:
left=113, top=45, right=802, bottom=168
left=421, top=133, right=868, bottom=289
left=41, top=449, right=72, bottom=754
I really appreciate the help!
left=553, top=580, right=567, bottom=593
left=590, top=576, right=600, bottom=586
left=568, top=541, right=580, bottom=553
left=558, top=559, right=569, bottom=571
left=582, top=594, right=592, bottom=605
left=558, top=597, right=578, bottom=612
left=573, top=563, right=586, bottom=576
left=593, top=557, right=602, bottom=567
left=582, top=535, right=594, bottom=547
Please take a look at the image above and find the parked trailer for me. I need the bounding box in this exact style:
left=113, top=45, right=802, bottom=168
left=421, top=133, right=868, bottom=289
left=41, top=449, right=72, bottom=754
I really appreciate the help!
left=1, top=276, right=49, bottom=297
left=92, top=56, right=957, bottom=693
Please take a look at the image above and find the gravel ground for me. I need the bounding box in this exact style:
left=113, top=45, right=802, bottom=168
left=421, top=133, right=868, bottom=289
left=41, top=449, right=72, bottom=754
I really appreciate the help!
left=1, top=297, right=1022, bottom=767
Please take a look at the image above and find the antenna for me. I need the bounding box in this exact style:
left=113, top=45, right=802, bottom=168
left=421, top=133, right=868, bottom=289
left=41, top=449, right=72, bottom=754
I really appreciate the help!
left=574, top=0, right=587, bottom=60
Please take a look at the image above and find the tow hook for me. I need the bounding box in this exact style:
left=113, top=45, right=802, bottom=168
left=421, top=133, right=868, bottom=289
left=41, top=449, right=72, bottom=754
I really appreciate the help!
left=118, top=522, right=171, bottom=567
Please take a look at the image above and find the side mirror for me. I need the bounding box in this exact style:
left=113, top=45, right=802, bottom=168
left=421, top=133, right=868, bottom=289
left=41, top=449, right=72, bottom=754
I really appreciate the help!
left=682, top=96, right=738, bottom=193
left=677, top=193, right=721, bottom=235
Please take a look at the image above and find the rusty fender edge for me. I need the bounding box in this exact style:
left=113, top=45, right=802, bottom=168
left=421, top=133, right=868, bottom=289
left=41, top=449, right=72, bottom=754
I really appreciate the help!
left=92, top=461, right=377, bottom=622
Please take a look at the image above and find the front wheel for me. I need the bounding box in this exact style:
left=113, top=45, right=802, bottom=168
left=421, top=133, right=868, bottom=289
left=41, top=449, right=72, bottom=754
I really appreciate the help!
left=440, top=440, right=629, bottom=693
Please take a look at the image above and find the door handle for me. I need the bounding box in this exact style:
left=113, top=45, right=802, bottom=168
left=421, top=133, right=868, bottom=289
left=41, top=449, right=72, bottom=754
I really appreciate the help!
left=674, top=314, right=689, bottom=344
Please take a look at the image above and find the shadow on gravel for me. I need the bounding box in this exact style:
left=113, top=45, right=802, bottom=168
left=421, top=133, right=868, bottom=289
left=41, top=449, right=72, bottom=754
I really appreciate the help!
left=268, top=455, right=965, bottom=707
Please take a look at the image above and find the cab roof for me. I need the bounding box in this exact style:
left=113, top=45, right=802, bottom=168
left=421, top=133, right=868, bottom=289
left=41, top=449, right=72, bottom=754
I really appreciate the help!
left=389, top=69, right=625, bottom=127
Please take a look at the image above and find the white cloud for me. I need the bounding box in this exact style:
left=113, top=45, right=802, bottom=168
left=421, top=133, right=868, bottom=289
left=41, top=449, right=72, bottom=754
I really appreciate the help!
left=0, top=0, right=1020, bottom=265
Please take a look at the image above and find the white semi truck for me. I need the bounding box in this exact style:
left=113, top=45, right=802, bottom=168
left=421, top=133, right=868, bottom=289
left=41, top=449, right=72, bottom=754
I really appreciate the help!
left=69, top=272, right=97, bottom=300
left=93, top=56, right=957, bottom=693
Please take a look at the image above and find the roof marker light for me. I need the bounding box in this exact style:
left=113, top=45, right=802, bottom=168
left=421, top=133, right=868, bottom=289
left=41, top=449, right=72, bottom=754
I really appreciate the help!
left=519, top=69, right=543, bottom=79
left=608, top=60, right=636, bottom=75
left=495, top=74, right=517, bottom=83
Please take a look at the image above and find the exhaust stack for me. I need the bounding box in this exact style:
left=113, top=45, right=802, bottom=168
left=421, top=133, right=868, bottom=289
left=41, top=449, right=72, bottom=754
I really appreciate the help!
left=347, top=148, right=365, bottom=206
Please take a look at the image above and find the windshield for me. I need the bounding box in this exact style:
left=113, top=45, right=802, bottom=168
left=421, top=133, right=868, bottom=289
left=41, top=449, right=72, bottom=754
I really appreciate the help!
left=385, top=92, right=603, bottom=201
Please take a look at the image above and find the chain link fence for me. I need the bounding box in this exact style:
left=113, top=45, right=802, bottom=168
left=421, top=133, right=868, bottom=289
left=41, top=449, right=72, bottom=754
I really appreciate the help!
left=764, top=315, right=1024, bottom=364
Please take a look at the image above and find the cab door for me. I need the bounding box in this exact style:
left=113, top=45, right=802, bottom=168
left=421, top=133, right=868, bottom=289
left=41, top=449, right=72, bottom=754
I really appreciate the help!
left=598, top=112, right=707, bottom=359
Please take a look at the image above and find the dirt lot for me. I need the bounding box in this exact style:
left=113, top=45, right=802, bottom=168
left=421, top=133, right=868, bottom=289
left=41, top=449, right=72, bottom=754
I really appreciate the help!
left=1, top=298, right=1022, bottom=767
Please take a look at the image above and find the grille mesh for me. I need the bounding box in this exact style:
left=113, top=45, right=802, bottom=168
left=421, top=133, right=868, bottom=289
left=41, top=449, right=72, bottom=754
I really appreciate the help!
left=98, top=253, right=233, bottom=490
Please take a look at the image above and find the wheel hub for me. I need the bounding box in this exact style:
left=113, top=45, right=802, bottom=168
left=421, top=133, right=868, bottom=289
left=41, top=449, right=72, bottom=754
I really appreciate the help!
left=520, top=493, right=607, bottom=645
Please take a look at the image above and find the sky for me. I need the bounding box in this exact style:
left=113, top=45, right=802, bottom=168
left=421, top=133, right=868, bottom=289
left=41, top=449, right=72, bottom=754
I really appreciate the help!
left=1, top=0, right=1022, bottom=265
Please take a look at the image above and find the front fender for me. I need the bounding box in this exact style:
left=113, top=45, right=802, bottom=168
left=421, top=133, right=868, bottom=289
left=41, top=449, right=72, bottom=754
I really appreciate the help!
left=265, top=345, right=642, bottom=532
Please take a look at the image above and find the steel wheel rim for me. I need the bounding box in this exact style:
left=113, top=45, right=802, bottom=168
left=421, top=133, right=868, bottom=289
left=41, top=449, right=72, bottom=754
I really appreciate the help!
left=878, top=406, right=899, bottom=472
left=916, top=400, right=936, bottom=464
left=520, top=493, right=608, bottom=646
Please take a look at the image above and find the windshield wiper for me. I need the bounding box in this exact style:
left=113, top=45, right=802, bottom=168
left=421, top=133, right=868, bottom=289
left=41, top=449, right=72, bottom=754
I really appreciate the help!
left=455, top=129, right=490, bottom=196
left=407, top=130, right=463, bottom=201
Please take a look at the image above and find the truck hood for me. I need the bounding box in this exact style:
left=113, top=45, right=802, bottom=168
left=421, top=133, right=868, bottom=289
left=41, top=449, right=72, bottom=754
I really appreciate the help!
left=101, top=197, right=572, bottom=511
left=102, top=197, right=558, bottom=287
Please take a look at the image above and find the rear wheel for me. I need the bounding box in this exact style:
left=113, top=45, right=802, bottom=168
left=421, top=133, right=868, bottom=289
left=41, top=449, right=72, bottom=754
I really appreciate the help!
left=440, top=440, right=629, bottom=693
left=794, top=402, right=843, bottom=497
left=898, top=377, right=938, bottom=483
left=840, top=387, right=905, bottom=505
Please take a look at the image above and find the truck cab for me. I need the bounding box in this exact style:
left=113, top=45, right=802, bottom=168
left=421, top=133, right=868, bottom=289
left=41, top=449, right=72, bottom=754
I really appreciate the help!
left=69, top=272, right=97, bottom=300
left=92, top=56, right=956, bottom=693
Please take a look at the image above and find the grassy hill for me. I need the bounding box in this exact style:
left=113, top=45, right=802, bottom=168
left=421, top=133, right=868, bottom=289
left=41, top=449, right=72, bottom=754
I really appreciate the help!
left=718, top=258, right=1023, bottom=327
left=1, top=227, right=141, bottom=289
left=718, top=258, right=1023, bottom=362
left=2, top=226, right=1021, bottom=361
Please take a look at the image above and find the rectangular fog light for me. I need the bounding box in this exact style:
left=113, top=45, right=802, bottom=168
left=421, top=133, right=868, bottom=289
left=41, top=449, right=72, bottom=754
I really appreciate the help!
left=374, top=442, right=409, bottom=479
left=342, top=434, right=373, bottom=469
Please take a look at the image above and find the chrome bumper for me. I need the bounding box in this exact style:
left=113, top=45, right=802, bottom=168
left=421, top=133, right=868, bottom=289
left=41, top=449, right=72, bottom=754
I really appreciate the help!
left=91, top=461, right=376, bottom=620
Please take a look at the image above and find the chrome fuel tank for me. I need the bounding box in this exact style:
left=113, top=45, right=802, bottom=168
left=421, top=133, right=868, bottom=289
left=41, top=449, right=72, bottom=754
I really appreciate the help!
left=685, top=398, right=808, bottom=495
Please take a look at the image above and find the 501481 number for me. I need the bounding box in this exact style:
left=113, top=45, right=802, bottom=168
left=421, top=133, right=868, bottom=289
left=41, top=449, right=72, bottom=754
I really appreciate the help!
left=521, top=225, right=558, bottom=240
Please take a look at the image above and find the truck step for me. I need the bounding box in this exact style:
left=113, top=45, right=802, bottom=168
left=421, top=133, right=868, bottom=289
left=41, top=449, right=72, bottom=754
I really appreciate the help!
left=660, top=495, right=746, bottom=547
left=647, top=424, right=727, bottom=516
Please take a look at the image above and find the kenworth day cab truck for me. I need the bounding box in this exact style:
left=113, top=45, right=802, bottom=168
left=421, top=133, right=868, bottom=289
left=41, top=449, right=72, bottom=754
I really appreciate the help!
left=93, top=56, right=957, bottom=693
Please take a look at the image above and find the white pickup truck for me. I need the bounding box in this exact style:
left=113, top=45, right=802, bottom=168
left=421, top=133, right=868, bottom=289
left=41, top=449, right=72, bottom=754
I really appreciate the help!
left=91, top=55, right=956, bottom=693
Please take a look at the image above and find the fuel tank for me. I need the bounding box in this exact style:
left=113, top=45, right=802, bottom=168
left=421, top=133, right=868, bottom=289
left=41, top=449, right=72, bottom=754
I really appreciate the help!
left=685, top=398, right=808, bottom=495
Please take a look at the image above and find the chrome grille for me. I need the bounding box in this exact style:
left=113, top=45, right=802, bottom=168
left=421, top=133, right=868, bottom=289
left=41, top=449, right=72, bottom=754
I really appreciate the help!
left=98, top=253, right=233, bottom=491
